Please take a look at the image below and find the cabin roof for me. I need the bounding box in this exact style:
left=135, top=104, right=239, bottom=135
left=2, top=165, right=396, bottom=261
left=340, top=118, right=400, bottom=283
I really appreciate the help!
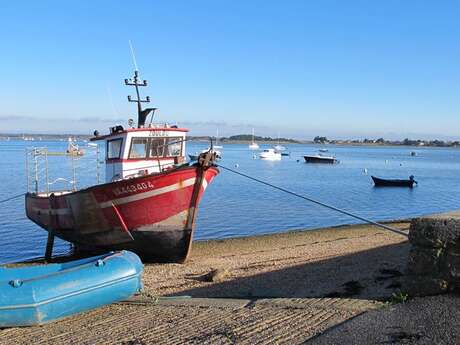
left=90, top=127, right=189, bottom=141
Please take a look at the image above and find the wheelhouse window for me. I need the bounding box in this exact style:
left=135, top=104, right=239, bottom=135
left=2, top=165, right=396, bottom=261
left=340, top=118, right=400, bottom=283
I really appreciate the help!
left=125, top=136, right=184, bottom=159
left=129, top=138, right=149, bottom=158
left=166, top=137, right=182, bottom=157
left=107, top=138, right=123, bottom=159
left=149, top=138, right=166, bottom=157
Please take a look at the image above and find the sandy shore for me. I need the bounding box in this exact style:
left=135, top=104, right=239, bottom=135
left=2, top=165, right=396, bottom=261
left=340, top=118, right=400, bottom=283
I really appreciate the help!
left=143, top=221, right=410, bottom=300
left=1, top=221, right=416, bottom=344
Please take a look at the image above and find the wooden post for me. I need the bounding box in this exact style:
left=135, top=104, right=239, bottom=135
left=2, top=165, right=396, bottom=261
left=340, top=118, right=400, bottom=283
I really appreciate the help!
left=45, top=194, right=58, bottom=262
left=45, top=231, right=55, bottom=261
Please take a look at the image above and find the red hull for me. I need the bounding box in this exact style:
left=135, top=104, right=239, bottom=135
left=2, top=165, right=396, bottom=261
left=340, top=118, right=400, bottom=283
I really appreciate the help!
left=25, top=165, right=219, bottom=262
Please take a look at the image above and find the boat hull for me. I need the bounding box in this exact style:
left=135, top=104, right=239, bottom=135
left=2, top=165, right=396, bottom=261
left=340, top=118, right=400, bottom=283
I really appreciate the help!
left=25, top=165, right=219, bottom=262
left=371, top=176, right=416, bottom=188
left=0, top=251, right=143, bottom=327
left=304, top=155, right=338, bottom=164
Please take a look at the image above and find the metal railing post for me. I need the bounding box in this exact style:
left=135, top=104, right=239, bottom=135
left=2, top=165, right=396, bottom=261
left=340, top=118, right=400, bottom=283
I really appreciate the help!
left=34, top=149, right=39, bottom=193
left=25, top=149, right=29, bottom=193
left=71, top=151, right=77, bottom=191
left=45, top=148, right=49, bottom=194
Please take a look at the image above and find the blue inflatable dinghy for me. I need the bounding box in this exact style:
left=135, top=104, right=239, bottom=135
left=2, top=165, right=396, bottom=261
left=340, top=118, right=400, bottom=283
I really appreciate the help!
left=0, top=250, right=143, bottom=327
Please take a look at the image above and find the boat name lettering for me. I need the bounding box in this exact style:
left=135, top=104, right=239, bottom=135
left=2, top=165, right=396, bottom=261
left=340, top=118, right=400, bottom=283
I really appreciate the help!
left=113, top=182, right=155, bottom=196
left=149, top=131, right=166, bottom=137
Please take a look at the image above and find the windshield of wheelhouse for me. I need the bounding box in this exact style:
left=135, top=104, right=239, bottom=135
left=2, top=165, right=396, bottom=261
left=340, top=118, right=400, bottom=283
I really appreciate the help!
left=149, top=137, right=183, bottom=158
left=128, top=137, right=183, bottom=159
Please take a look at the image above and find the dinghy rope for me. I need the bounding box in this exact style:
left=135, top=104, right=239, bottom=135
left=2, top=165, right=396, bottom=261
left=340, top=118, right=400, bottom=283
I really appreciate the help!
left=216, top=164, right=408, bottom=237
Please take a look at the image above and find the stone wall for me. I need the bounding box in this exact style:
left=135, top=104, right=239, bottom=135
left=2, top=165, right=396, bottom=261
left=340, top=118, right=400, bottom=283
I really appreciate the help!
left=405, top=211, right=460, bottom=296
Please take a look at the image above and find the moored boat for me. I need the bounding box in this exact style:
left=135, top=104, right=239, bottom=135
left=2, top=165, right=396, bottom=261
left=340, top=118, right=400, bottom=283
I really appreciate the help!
left=248, top=142, right=259, bottom=150
left=66, top=137, right=84, bottom=156
left=0, top=251, right=143, bottom=327
left=259, top=148, right=281, bottom=160
left=214, top=129, right=223, bottom=149
left=248, top=128, right=259, bottom=150
left=371, top=175, right=417, bottom=188
left=304, top=154, right=338, bottom=164
left=25, top=69, right=219, bottom=263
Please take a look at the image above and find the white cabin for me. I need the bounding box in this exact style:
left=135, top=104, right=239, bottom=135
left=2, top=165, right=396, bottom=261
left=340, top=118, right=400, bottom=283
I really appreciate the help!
left=92, top=124, right=188, bottom=183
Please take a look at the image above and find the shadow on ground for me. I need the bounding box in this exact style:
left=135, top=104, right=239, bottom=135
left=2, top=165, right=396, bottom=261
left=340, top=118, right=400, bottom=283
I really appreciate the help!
left=169, top=242, right=410, bottom=301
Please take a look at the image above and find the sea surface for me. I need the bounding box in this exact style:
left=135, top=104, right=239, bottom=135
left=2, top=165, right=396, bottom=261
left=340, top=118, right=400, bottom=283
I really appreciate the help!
left=0, top=140, right=459, bottom=264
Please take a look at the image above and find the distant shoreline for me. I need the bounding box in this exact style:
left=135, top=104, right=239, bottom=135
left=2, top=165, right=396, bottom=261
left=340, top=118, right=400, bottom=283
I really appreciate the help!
left=0, top=133, right=458, bottom=148
left=190, top=139, right=460, bottom=148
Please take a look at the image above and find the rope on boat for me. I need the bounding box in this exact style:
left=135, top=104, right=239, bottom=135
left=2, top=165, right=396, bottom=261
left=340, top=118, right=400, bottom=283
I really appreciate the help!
left=216, top=164, right=409, bottom=238
left=0, top=193, right=24, bottom=204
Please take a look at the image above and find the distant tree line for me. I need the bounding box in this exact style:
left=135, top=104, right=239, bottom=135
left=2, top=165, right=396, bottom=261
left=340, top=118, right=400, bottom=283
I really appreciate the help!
left=316, top=136, right=460, bottom=147
left=313, top=136, right=328, bottom=143
left=223, top=134, right=300, bottom=143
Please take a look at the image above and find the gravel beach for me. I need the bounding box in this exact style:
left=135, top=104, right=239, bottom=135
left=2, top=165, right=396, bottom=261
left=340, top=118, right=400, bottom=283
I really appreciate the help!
left=143, top=221, right=411, bottom=300
left=8, top=220, right=455, bottom=344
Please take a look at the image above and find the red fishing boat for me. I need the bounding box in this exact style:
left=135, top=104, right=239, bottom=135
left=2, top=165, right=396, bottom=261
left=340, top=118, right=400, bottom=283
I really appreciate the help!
left=25, top=70, right=219, bottom=262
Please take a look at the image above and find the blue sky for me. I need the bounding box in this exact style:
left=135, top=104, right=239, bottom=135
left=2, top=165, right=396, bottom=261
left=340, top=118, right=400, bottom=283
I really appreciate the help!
left=1, top=1, right=459, bottom=140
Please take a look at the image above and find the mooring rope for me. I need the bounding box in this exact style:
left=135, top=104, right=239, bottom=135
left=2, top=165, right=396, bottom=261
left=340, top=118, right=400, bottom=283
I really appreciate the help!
left=216, top=164, right=408, bottom=237
left=0, top=193, right=24, bottom=204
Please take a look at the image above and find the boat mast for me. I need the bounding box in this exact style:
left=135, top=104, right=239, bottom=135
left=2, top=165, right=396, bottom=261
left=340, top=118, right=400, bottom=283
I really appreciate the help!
left=125, top=71, right=156, bottom=128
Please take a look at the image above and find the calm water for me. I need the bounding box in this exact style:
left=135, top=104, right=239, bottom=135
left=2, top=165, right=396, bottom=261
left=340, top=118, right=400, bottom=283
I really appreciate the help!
left=1, top=140, right=459, bottom=264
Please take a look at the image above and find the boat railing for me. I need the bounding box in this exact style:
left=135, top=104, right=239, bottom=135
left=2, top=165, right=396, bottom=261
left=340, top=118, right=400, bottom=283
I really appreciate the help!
left=25, top=145, right=102, bottom=194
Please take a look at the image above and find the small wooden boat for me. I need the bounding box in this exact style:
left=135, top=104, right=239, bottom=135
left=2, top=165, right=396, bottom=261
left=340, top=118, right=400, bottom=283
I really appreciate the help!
left=371, top=175, right=417, bottom=188
left=0, top=251, right=143, bottom=327
left=304, top=155, right=338, bottom=164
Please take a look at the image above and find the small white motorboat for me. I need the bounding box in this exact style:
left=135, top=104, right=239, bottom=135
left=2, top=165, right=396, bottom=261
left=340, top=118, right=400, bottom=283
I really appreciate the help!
left=259, top=148, right=281, bottom=160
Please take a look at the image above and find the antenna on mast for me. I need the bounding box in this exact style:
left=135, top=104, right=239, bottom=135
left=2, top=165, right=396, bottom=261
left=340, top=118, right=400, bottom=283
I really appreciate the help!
left=128, top=40, right=139, bottom=71
left=124, top=41, right=156, bottom=128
